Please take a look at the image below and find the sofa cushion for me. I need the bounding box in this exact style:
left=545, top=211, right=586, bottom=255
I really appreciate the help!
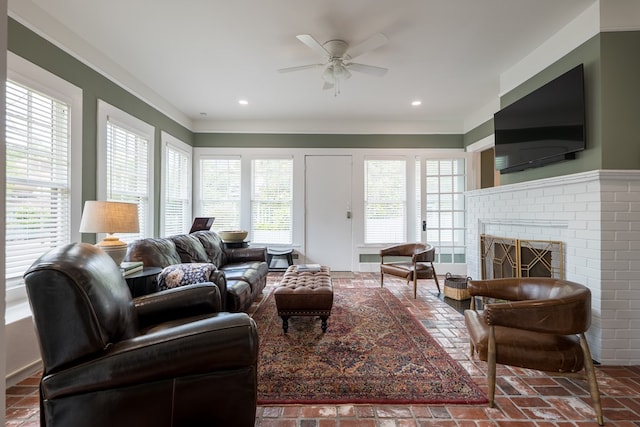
left=125, top=238, right=181, bottom=268
left=157, top=263, right=218, bottom=291
left=191, top=231, right=227, bottom=267
left=221, top=263, right=267, bottom=290
left=169, top=234, right=209, bottom=264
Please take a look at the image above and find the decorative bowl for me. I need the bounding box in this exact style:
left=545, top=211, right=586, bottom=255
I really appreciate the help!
left=218, top=230, right=248, bottom=242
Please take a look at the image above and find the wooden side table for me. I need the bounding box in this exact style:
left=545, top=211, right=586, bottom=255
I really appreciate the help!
left=125, top=266, right=162, bottom=297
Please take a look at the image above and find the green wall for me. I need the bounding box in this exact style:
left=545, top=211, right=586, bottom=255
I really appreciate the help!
left=194, top=132, right=464, bottom=149
left=497, top=34, right=603, bottom=185
left=463, top=119, right=493, bottom=147
left=600, top=31, right=640, bottom=169
left=8, top=18, right=193, bottom=238
left=496, top=31, right=640, bottom=186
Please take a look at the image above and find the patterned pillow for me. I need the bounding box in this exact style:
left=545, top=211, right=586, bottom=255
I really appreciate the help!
left=157, top=263, right=217, bottom=291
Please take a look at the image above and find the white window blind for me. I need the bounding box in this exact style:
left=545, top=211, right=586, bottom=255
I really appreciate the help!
left=251, top=158, right=292, bottom=244
left=105, top=118, right=149, bottom=242
left=200, top=157, right=241, bottom=231
left=5, top=80, right=70, bottom=286
left=163, top=142, right=190, bottom=236
left=364, top=158, right=406, bottom=244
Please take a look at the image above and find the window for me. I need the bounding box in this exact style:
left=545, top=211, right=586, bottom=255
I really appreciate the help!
left=251, top=158, right=293, bottom=244
left=423, top=158, right=466, bottom=263
left=364, top=158, right=406, bottom=244
left=5, top=81, right=70, bottom=287
left=199, top=156, right=241, bottom=231
left=161, top=132, right=191, bottom=236
left=97, top=100, right=154, bottom=242
left=5, top=53, right=82, bottom=308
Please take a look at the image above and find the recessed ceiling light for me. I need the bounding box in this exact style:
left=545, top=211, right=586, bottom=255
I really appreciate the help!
left=238, top=99, right=249, bottom=105
left=411, top=100, right=422, bottom=107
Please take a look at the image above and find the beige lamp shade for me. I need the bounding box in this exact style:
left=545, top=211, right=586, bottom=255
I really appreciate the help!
left=79, top=201, right=140, bottom=266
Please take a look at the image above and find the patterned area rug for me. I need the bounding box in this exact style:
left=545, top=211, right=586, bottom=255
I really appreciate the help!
left=253, top=287, right=488, bottom=405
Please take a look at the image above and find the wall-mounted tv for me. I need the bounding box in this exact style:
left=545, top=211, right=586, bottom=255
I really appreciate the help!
left=494, top=64, right=586, bottom=174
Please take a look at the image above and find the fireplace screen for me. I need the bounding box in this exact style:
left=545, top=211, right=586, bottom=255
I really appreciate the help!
left=480, top=234, right=563, bottom=279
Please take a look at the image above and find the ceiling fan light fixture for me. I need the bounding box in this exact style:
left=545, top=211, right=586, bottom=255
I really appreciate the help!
left=333, top=61, right=350, bottom=80
left=323, top=64, right=336, bottom=84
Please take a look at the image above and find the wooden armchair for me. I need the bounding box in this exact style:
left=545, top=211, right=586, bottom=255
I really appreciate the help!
left=380, top=243, right=440, bottom=298
left=464, top=277, right=604, bottom=425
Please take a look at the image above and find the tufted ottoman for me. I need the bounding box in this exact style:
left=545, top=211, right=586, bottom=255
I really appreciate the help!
left=274, top=265, right=333, bottom=333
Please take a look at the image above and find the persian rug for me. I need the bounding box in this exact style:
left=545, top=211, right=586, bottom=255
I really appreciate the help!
left=253, top=287, right=488, bottom=405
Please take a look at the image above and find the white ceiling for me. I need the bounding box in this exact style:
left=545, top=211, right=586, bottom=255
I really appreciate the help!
left=10, top=0, right=597, bottom=133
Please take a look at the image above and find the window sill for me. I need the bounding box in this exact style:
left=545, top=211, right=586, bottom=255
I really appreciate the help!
left=5, top=300, right=32, bottom=325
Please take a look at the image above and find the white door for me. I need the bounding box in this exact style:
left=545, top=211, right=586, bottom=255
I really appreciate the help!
left=305, top=155, right=352, bottom=271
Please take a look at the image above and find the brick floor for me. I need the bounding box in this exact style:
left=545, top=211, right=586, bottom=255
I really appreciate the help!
left=6, top=273, right=640, bottom=426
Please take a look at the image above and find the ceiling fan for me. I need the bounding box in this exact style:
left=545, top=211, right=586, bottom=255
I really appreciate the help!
left=278, top=33, right=389, bottom=96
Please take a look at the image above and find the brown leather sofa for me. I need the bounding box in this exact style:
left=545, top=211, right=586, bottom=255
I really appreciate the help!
left=24, top=242, right=259, bottom=427
left=125, top=230, right=268, bottom=312
left=464, top=277, right=603, bottom=425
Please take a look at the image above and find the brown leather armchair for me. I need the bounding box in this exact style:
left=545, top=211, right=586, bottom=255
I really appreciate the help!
left=24, top=242, right=259, bottom=427
left=464, top=278, right=603, bottom=425
left=380, top=243, right=440, bottom=298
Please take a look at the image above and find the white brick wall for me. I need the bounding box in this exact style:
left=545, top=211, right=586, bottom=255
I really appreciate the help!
left=466, top=170, right=640, bottom=365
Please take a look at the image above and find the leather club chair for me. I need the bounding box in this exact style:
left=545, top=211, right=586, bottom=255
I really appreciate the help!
left=464, top=277, right=604, bottom=425
left=24, top=242, right=259, bottom=427
left=379, top=242, right=441, bottom=298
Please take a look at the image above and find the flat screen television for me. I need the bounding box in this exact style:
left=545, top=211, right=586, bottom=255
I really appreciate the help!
left=494, top=64, right=586, bottom=174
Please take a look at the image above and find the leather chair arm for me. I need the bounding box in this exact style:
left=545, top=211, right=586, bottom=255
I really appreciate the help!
left=467, top=278, right=525, bottom=301
left=413, top=246, right=435, bottom=262
left=226, top=247, right=267, bottom=264
left=134, top=283, right=222, bottom=328
left=484, top=296, right=590, bottom=335
left=380, top=244, right=413, bottom=257
left=41, top=312, right=258, bottom=400
left=468, top=278, right=591, bottom=334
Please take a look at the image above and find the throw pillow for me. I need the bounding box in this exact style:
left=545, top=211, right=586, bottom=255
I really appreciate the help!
left=157, top=263, right=217, bottom=291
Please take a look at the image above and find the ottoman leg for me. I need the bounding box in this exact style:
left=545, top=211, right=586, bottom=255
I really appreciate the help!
left=281, top=316, right=289, bottom=333
left=320, top=316, right=328, bottom=333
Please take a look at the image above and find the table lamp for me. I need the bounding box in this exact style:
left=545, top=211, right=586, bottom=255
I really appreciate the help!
left=79, top=201, right=140, bottom=266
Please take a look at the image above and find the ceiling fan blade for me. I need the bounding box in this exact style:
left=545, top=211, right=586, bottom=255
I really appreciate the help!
left=296, top=34, right=331, bottom=60
left=278, top=64, right=323, bottom=73
left=347, top=62, right=388, bottom=77
left=346, top=33, right=388, bottom=59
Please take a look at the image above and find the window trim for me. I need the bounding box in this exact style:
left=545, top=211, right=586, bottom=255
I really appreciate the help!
left=160, top=131, right=192, bottom=236
left=96, top=99, right=155, bottom=239
left=5, top=52, right=83, bottom=312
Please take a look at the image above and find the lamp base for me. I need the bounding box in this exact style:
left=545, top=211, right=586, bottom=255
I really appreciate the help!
left=96, top=235, right=128, bottom=266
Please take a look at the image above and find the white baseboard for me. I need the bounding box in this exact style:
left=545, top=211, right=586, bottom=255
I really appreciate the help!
left=6, top=359, right=42, bottom=388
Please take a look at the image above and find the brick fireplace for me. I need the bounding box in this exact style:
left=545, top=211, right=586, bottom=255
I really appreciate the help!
left=466, top=170, right=640, bottom=365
